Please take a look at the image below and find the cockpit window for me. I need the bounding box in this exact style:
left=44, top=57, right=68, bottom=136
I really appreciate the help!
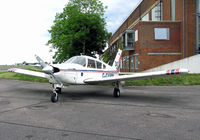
left=65, top=56, right=86, bottom=67
left=96, top=61, right=102, bottom=69
left=87, top=59, right=96, bottom=68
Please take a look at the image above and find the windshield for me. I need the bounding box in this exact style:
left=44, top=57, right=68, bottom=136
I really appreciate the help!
left=65, top=56, right=86, bottom=67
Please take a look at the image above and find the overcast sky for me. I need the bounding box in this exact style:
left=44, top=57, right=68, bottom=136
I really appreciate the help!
left=0, top=0, right=141, bottom=65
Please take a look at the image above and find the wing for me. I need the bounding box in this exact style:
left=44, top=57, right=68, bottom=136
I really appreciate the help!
left=84, top=69, right=189, bottom=84
left=8, top=68, right=48, bottom=78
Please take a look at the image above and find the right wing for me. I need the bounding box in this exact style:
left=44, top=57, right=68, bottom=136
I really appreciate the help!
left=84, top=69, right=189, bottom=84
left=8, top=68, right=49, bottom=79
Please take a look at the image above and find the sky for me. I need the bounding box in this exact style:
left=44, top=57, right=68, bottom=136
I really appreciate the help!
left=0, top=0, right=141, bottom=65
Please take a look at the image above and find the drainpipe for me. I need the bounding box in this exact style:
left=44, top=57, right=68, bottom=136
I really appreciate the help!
left=196, top=0, right=199, bottom=54
left=183, top=0, right=186, bottom=58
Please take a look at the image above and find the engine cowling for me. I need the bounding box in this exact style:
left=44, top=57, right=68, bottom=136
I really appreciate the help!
left=42, top=66, right=60, bottom=74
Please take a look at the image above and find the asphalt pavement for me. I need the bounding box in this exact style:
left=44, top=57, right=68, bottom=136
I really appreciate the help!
left=0, top=79, right=200, bottom=140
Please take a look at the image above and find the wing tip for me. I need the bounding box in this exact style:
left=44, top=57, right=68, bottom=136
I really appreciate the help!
left=8, top=68, right=17, bottom=72
left=166, top=68, right=189, bottom=75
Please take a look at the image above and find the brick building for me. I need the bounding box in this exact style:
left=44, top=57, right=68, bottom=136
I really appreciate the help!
left=106, top=0, right=200, bottom=72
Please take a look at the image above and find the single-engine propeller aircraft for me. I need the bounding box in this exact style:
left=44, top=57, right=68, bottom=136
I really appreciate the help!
left=8, top=49, right=188, bottom=103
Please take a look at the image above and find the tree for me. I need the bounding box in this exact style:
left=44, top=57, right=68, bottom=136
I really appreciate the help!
left=47, top=0, right=110, bottom=63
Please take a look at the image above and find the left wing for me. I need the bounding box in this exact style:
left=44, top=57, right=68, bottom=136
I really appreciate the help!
left=8, top=68, right=48, bottom=78
left=84, top=69, right=189, bottom=84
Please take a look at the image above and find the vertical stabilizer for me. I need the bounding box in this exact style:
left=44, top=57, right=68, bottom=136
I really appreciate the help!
left=112, top=49, right=123, bottom=72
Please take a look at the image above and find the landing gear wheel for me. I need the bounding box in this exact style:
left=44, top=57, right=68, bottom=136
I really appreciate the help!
left=51, top=92, right=58, bottom=103
left=113, top=88, right=120, bottom=98
left=56, top=88, right=61, bottom=94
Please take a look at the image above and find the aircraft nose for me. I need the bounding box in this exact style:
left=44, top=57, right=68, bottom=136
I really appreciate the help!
left=42, top=66, right=54, bottom=74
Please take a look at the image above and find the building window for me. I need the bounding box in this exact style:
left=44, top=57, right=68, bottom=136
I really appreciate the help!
left=135, top=30, right=138, bottom=42
left=122, top=30, right=135, bottom=50
left=199, top=18, right=200, bottom=53
left=135, top=55, right=139, bottom=69
left=154, top=28, right=170, bottom=40
left=171, top=0, right=175, bottom=21
left=131, top=55, right=134, bottom=69
left=141, top=13, right=149, bottom=21
left=151, top=2, right=162, bottom=21
left=126, top=56, right=129, bottom=70
left=122, top=57, right=126, bottom=69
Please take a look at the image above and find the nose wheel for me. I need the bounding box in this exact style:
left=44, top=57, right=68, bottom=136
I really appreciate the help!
left=51, top=84, right=62, bottom=103
left=51, top=91, right=58, bottom=103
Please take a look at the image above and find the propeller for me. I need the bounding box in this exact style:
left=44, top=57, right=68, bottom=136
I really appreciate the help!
left=35, top=55, right=60, bottom=74
left=35, top=55, right=62, bottom=85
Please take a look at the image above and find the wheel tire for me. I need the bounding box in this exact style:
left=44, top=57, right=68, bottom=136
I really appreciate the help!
left=113, top=88, right=120, bottom=98
left=56, top=88, right=61, bottom=94
left=51, top=92, right=58, bottom=103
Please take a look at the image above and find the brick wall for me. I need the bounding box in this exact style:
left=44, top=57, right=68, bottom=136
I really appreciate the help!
left=108, top=0, right=197, bottom=72
left=120, top=21, right=181, bottom=72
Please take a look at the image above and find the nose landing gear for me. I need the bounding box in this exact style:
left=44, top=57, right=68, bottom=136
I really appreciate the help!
left=51, top=84, right=62, bottom=103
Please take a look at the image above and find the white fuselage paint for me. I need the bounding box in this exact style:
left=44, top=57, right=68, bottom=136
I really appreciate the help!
left=51, top=56, right=119, bottom=85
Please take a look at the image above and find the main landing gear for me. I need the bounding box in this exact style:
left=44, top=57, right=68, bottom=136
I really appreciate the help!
left=51, top=91, right=58, bottom=103
left=113, top=81, right=121, bottom=98
left=51, top=84, right=62, bottom=103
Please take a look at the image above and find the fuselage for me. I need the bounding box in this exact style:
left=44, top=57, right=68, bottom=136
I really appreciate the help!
left=50, top=55, right=119, bottom=85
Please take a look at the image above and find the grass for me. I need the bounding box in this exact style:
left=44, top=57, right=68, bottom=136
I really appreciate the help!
left=125, top=74, right=200, bottom=86
left=0, top=69, right=48, bottom=83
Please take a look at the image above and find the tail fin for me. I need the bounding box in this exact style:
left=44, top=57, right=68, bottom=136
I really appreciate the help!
left=112, top=49, right=122, bottom=72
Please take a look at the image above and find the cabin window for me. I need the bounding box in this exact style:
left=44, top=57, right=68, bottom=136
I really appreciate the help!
left=96, top=61, right=102, bottom=69
left=87, top=59, right=96, bottom=68
left=103, top=64, right=106, bottom=69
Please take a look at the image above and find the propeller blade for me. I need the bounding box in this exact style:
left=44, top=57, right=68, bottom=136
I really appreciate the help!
left=35, top=55, right=47, bottom=68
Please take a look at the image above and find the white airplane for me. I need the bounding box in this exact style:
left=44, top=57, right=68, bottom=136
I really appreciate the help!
left=8, top=49, right=189, bottom=103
